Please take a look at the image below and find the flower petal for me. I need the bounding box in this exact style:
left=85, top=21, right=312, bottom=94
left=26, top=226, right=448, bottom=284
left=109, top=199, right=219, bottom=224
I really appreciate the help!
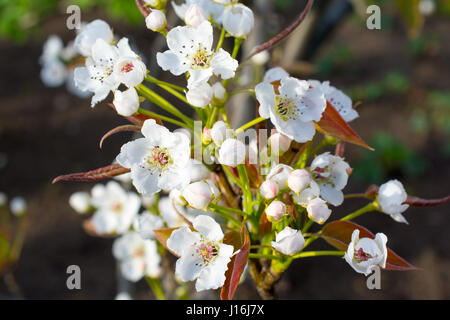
left=193, top=215, right=224, bottom=241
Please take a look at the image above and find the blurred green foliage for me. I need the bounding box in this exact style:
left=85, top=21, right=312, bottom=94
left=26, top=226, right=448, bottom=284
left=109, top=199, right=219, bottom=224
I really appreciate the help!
left=347, top=72, right=410, bottom=101
left=0, top=0, right=142, bottom=43
left=316, top=44, right=355, bottom=76
left=409, top=90, right=450, bottom=157
left=353, top=132, right=426, bottom=184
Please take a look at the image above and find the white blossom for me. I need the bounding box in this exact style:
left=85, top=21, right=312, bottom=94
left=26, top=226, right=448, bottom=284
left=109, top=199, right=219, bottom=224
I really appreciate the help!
left=40, top=60, right=67, bottom=87
left=10, top=197, right=27, bottom=217
left=222, top=3, right=254, bottom=38
left=90, top=181, right=141, bottom=235
left=212, top=82, right=226, bottom=101
left=256, top=77, right=326, bottom=143
left=344, top=229, right=388, bottom=276
left=184, top=4, right=208, bottom=27
left=266, top=164, right=293, bottom=191
left=271, top=227, right=305, bottom=256
left=157, top=21, right=238, bottom=88
left=113, top=87, right=140, bottom=116
left=306, top=197, right=332, bottom=224
left=308, top=80, right=358, bottom=122
left=310, top=152, right=350, bottom=206
left=40, top=35, right=64, bottom=65
left=188, top=159, right=211, bottom=182
left=211, top=120, right=229, bottom=146
left=134, top=211, right=164, bottom=240
left=186, top=83, right=213, bottom=108
left=217, top=138, right=246, bottom=167
left=69, top=191, right=91, bottom=214
left=292, top=179, right=321, bottom=207
left=167, top=215, right=235, bottom=291
left=113, top=232, right=162, bottom=281
left=172, top=0, right=225, bottom=24
left=74, top=38, right=146, bottom=107
left=377, top=180, right=409, bottom=224
left=263, top=67, right=289, bottom=83
left=74, top=19, right=114, bottom=57
left=116, top=119, right=191, bottom=196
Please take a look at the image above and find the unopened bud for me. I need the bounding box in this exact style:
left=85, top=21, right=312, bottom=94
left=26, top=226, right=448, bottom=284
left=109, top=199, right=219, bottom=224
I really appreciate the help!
left=222, top=4, right=254, bottom=38
left=145, top=9, right=167, bottom=32
left=212, top=82, right=227, bottom=102
left=271, top=226, right=305, bottom=255
left=287, top=169, right=311, bottom=194
left=266, top=200, right=286, bottom=222
left=211, top=121, right=228, bottom=146
left=269, top=132, right=292, bottom=155
left=182, top=180, right=219, bottom=210
left=184, top=4, right=207, bottom=28
left=113, top=88, right=140, bottom=117
left=260, top=180, right=278, bottom=200
left=307, top=198, right=332, bottom=224
left=202, top=127, right=212, bottom=145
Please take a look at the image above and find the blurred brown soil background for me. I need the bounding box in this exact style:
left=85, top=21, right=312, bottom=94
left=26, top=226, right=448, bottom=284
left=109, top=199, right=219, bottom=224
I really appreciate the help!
left=0, top=9, right=449, bottom=299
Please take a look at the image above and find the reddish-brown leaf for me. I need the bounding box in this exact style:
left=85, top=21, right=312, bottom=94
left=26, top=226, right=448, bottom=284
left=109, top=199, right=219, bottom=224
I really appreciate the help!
left=245, top=162, right=262, bottom=189
left=52, top=164, right=130, bottom=184
left=405, top=195, right=450, bottom=207
left=316, top=102, right=374, bottom=151
left=99, top=125, right=141, bottom=149
left=259, top=212, right=272, bottom=236
left=220, top=226, right=250, bottom=300
left=154, top=227, right=181, bottom=257
left=321, top=220, right=417, bottom=271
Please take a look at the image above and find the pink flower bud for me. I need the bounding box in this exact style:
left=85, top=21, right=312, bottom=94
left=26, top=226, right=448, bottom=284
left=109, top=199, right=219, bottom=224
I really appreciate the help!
left=287, top=169, right=311, bottom=194
left=269, top=132, right=292, bottom=155
left=145, top=9, right=167, bottom=32
left=182, top=180, right=219, bottom=210
left=184, top=4, right=207, bottom=28
left=202, top=127, right=212, bottom=144
left=266, top=200, right=286, bottom=222
left=306, top=198, right=332, bottom=224
left=260, top=180, right=278, bottom=200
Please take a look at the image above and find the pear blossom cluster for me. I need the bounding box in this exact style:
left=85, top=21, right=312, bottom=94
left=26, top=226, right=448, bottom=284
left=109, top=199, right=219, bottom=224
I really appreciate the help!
left=52, top=0, right=450, bottom=299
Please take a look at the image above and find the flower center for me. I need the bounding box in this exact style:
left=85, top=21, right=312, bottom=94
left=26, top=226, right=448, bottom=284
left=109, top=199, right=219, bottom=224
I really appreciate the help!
left=111, top=201, right=123, bottom=213
left=134, top=246, right=145, bottom=258
left=190, top=44, right=212, bottom=70
left=354, top=247, right=374, bottom=263
left=143, top=146, right=173, bottom=173
left=194, top=240, right=219, bottom=266
left=120, top=62, right=134, bottom=73
left=274, top=96, right=298, bottom=121
left=90, top=58, right=115, bottom=84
